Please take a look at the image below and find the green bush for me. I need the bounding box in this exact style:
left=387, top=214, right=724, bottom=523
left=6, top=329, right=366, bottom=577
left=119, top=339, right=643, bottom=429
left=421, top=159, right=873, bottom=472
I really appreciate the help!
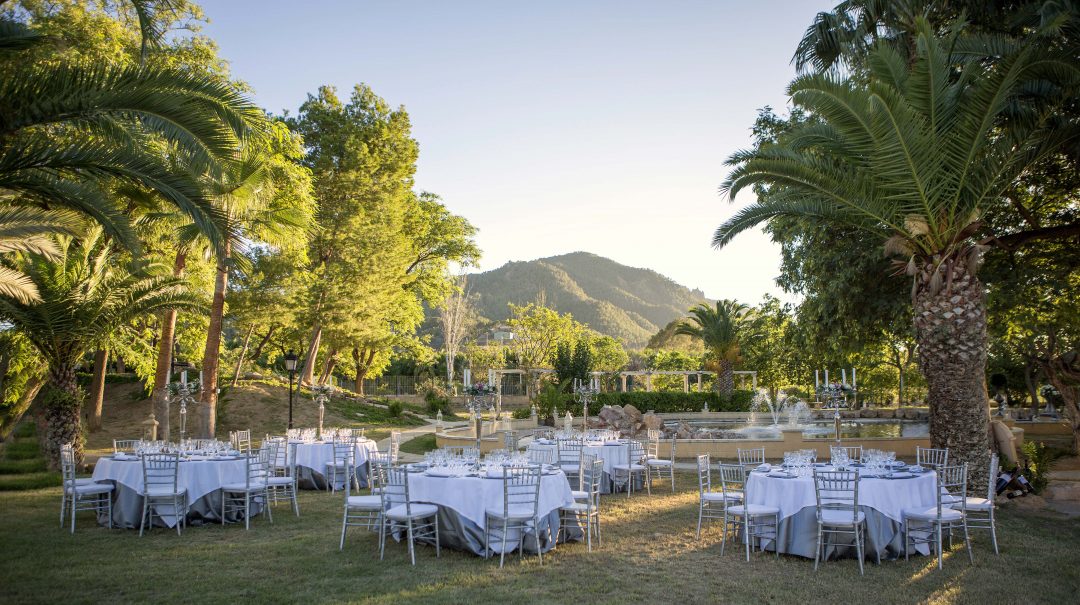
left=387, top=401, right=403, bottom=418
left=1021, top=440, right=1065, bottom=493
left=424, top=391, right=453, bottom=417
left=511, top=407, right=532, bottom=420
left=590, top=390, right=753, bottom=414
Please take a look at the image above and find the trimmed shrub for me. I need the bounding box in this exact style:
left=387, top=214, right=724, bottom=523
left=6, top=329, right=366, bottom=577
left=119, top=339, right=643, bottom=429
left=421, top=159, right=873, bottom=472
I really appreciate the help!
left=588, top=390, right=753, bottom=414
left=387, top=401, right=404, bottom=418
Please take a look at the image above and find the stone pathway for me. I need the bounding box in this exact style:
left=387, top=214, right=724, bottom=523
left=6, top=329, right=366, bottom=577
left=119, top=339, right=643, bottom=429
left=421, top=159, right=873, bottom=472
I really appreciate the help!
left=1045, top=456, right=1080, bottom=517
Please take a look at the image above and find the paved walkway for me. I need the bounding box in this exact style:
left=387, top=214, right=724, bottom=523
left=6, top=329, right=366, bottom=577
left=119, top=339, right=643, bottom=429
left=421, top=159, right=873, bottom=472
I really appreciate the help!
left=376, top=420, right=469, bottom=463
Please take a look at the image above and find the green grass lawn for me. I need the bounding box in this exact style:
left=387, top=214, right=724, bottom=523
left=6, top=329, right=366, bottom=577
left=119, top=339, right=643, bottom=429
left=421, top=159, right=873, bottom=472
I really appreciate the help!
left=2, top=472, right=1078, bottom=604
left=0, top=424, right=60, bottom=491
left=399, top=433, right=437, bottom=456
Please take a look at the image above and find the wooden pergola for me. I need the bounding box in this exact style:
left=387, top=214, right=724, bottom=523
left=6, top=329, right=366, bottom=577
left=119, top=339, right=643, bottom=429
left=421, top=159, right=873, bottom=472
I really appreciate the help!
left=616, top=370, right=757, bottom=392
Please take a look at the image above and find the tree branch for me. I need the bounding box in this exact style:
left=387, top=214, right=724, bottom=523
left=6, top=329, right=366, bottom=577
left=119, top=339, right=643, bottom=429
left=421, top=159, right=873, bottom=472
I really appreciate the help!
left=986, top=223, right=1080, bottom=249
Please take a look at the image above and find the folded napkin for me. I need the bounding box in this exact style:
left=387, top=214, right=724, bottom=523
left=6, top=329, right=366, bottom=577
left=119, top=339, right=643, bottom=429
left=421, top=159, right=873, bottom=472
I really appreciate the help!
left=757, top=463, right=772, bottom=472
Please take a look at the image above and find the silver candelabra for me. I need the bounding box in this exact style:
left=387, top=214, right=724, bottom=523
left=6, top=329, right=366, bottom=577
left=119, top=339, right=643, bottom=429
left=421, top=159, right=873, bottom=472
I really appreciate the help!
left=312, top=383, right=334, bottom=439
left=166, top=374, right=200, bottom=442
left=573, top=377, right=600, bottom=433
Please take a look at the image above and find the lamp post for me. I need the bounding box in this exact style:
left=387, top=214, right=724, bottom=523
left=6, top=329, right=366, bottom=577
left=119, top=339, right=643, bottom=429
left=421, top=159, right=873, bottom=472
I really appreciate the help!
left=284, top=350, right=299, bottom=429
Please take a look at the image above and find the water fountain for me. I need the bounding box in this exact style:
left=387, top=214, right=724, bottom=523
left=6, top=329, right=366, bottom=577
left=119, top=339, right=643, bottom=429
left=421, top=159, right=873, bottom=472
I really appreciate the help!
left=739, top=391, right=812, bottom=437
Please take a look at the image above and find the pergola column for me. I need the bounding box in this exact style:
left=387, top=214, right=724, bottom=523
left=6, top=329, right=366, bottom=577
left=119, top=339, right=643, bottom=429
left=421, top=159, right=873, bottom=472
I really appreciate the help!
left=620, top=374, right=627, bottom=392
left=683, top=374, right=689, bottom=393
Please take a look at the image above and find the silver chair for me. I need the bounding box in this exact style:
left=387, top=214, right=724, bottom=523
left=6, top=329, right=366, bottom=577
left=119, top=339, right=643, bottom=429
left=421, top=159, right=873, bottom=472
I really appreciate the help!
left=611, top=440, right=648, bottom=497
left=695, top=454, right=741, bottom=539
left=556, top=439, right=584, bottom=486
left=265, top=439, right=299, bottom=516
left=504, top=430, right=519, bottom=452
left=60, top=445, right=113, bottom=533
left=340, top=454, right=385, bottom=550
left=526, top=444, right=556, bottom=465
left=139, top=452, right=186, bottom=536
left=812, top=469, right=876, bottom=575
left=230, top=429, right=252, bottom=453
left=957, top=454, right=999, bottom=555
left=916, top=446, right=949, bottom=469
left=903, top=463, right=973, bottom=569
left=737, top=447, right=766, bottom=467
left=484, top=464, right=543, bottom=567
left=113, top=439, right=140, bottom=454
left=830, top=445, right=863, bottom=464
left=368, top=451, right=391, bottom=496
left=388, top=430, right=402, bottom=464
left=645, top=429, right=661, bottom=459
left=380, top=466, right=440, bottom=566
left=719, top=463, right=779, bottom=561
left=221, top=449, right=273, bottom=530
left=559, top=458, right=603, bottom=551
left=646, top=438, right=676, bottom=493
left=571, top=453, right=598, bottom=501
left=326, top=438, right=358, bottom=492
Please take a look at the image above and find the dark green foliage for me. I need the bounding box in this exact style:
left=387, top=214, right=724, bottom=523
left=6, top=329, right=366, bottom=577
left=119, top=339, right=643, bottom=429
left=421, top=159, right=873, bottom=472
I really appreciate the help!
left=531, top=383, right=571, bottom=423
left=386, top=401, right=403, bottom=418
left=592, top=390, right=753, bottom=414
left=571, top=339, right=592, bottom=382
left=511, top=407, right=532, bottom=420
left=0, top=423, right=58, bottom=490
left=1021, top=441, right=1065, bottom=493
left=552, top=342, right=573, bottom=385
left=552, top=339, right=593, bottom=389
left=2, top=440, right=41, bottom=460
left=424, top=391, right=452, bottom=417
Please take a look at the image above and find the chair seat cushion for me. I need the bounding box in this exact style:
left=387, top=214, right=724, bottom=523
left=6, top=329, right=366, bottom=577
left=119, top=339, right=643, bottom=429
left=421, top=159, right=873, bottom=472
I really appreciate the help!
left=69, top=483, right=115, bottom=496
left=647, top=459, right=672, bottom=467
left=561, top=502, right=590, bottom=513
left=954, top=497, right=992, bottom=511
left=221, top=482, right=267, bottom=492
left=385, top=503, right=438, bottom=521
left=74, top=477, right=100, bottom=486
left=902, top=506, right=963, bottom=522
left=346, top=495, right=382, bottom=509
left=702, top=491, right=742, bottom=503
left=267, top=476, right=294, bottom=486
left=571, top=489, right=589, bottom=500
left=727, top=503, right=779, bottom=516
left=612, top=464, right=646, bottom=471
left=940, top=493, right=964, bottom=505
left=370, top=487, right=384, bottom=495
left=820, top=509, right=866, bottom=525
left=486, top=505, right=538, bottom=520
left=142, top=486, right=185, bottom=497
left=559, top=463, right=580, bottom=473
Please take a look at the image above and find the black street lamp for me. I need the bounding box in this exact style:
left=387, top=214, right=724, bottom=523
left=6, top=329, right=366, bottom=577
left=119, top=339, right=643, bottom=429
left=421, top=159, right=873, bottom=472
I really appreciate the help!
left=284, top=350, right=299, bottom=429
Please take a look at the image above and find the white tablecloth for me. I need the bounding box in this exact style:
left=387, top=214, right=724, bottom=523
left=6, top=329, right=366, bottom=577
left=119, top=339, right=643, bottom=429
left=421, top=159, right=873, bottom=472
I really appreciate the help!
left=292, top=439, right=379, bottom=475
left=405, top=469, right=574, bottom=531
left=530, top=441, right=629, bottom=476
left=93, top=456, right=251, bottom=527
left=746, top=469, right=938, bottom=522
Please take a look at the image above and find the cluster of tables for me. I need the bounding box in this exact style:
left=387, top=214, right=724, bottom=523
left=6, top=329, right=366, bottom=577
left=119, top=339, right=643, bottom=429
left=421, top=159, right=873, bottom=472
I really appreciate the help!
left=528, top=437, right=633, bottom=494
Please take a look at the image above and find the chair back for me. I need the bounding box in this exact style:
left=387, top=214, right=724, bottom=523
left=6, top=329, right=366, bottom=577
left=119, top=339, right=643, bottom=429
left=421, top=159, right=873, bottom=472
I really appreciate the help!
left=558, top=439, right=583, bottom=466
left=646, top=435, right=660, bottom=459
left=60, top=444, right=78, bottom=491
left=244, top=447, right=271, bottom=488
left=627, top=440, right=646, bottom=466
left=582, top=459, right=603, bottom=508
left=646, top=428, right=661, bottom=442
left=987, top=454, right=999, bottom=501
left=937, top=464, right=968, bottom=518
left=499, top=464, right=542, bottom=517
left=369, top=451, right=391, bottom=491
left=113, top=439, right=140, bottom=454
left=813, top=469, right=860, bottom=525
left=503, top=430, right=518, bottom=452
left=332, top=438, right=355, bottom=469
left=917, top=446, right=949, bottom=469
left=830, top=445, right=863, bottom=464
left=142, top=452, right=180, bottom=494
left=382, top=466, right=413, bottom=514
left=667, top=438, right=677, bottom=463
left=696, top=454, right=712, bottom=496
left=265, top=438, right=293, bottom=476
left=349, top=427, right=366, bottom=440
left=580, top=453, right=598, bottom=490
left=717, top=463, right=746, bottom=501
left=737, top=447, right=765, bottom=467
left=526, top=444, right=555, bottom=465
left=230, top=429, right=252, bottom=453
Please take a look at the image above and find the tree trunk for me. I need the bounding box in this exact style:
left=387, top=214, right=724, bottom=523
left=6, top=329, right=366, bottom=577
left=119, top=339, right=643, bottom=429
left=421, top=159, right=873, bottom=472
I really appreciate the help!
left=913, top=261, right=990, bottom=490
left=41, top=362, right=83, bottom=470
left=1042, top=350, right=1080, bottom=454
left=717, top=359, right=735, bottom=397
left=1024, top=356, right=1040, bottom=416
left=353, top=348, right=374, bottom=396
left=299, top=324, right=321, bottom=385
left=0, top=374, right=45, bottom=441
left=152, top=251, right=185, bottom=441
left=199, top=243, right=229, bottom=438
left=87, top=349, right=109, bottom=431
left=231, top=324, right=255, bottom=387
left=318, top=348, right=338, bottom=385
left=250, top=326, right=276, bottom=363
left=114, top=356, right=126, bottom=373
left=353, top=347, right=363, bottom=396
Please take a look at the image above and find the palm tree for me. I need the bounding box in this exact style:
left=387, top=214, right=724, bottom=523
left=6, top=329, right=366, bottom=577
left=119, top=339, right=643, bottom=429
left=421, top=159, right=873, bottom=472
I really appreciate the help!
left=715, top=18, right=1077, bottom=485
left=675, top=301, right=756, bottom=397
left=0, top=228, right=201, bottom=468
left=0, top=206, right=81, bottom=303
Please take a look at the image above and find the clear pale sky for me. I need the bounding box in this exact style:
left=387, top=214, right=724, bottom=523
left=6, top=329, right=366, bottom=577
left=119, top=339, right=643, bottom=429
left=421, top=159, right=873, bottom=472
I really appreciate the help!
left=200, top=1, right=836, bottom=305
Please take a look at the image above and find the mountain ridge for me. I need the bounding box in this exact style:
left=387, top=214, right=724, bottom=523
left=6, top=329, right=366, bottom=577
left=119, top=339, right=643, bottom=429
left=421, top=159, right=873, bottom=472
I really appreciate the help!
left=466, top=251, right=711, bottom=347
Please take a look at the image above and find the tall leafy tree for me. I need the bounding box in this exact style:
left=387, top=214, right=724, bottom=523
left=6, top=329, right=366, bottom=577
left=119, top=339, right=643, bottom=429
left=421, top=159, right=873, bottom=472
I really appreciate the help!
left=675, top=300, right=757, bottom=396
left=715, top=19, right=1078, bottom=483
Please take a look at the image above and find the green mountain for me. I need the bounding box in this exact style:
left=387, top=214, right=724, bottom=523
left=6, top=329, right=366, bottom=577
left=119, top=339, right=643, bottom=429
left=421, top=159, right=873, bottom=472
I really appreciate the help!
left=467, top=252, right=711, bottom=348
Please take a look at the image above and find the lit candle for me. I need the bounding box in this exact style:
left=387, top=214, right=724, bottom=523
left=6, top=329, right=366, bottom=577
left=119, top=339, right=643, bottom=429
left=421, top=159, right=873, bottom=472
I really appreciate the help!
left=852, top=368, right=857, bottom=389
left=824, top=369, right=829, bottom=385
left=199, top=371, right=203, bottom=384
left=181, top=370, right=188, bottom=386
left=815, top=370, right=820, bottom=390
left=842, top=369, right=848, bottom=385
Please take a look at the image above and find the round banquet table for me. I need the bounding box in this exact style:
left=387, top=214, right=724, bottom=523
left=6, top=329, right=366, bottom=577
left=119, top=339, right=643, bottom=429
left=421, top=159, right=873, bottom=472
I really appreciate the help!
left=92, top=455, right=264, bottom=528
left=390, top=467, right=578, bottom=556
left=528, top=440, right=636, bottom=494
left=292, top=439, right=379, bottom=490
left=745, top=467, right=939, bottom=560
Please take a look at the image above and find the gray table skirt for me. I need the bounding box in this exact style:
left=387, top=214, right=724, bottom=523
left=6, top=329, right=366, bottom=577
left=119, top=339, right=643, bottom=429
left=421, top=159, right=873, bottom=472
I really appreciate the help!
left=98, top=482, right=265, bottom=529
left=390, top=507, right=582, bottom=556
left=748, top=505, right=929, bottom=560
left=297, top=463, right=369, bottom=491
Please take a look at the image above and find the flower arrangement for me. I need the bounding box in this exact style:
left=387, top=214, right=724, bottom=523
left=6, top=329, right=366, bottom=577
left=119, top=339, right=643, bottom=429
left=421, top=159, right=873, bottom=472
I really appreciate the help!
left=464, top=382, right=497, bottom=396
left=311, top=383, right=335, bottom=399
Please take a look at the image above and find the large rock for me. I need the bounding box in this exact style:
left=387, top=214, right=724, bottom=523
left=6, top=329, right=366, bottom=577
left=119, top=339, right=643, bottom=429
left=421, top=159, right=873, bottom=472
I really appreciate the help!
left=623, top=404, right=643, bottom=424
left=597, top=405, right=626, bottom=428
left=643, top=412, right=664, bottom=431
left=861, top=409, right=878, bottom=418
left=877, top=409, right=895, bottom=419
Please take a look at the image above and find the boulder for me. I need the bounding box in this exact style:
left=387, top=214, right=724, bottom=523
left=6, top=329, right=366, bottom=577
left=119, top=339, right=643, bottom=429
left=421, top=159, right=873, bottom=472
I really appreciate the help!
left=877, top=409, right=895, bottom=419
left=643, top=412, right=664, bottom=432
left=623, top=404, right=643, bottom=424
left=861, top=409, right=878, bottom=418
left=597, top=405, right=626, bottom=428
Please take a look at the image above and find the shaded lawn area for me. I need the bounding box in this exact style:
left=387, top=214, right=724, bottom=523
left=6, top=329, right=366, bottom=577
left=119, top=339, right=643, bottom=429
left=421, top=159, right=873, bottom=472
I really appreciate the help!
left=399, top=433, right=437, bottom=456
left=2, top=472, right=1079, bottom=605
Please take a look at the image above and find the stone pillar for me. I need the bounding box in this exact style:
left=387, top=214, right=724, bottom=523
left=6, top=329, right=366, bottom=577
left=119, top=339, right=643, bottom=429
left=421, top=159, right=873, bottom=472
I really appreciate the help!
left=646, top=374, right=653, bottom=392
left=697, top=373, right=702, bottom=392
left=683, top=374, right=689, bottom=393
left=620, top=374, right=627, bottom=392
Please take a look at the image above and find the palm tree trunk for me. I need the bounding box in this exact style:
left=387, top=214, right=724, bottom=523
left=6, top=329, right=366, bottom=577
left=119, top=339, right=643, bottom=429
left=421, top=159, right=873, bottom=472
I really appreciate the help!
left=717, top=359, right=735, bottom=397
left=913, top=262, right=990, bottom=489
left=199, top=243, right=229, bottom=438
left=231, top=324, right=254, bottom=387
left=299, top=324, right=321, bottom=385
left=40, top=362, right=83, bottom=470
left=152, top=251, right=185, bottom=441
left=87, top=349, right=109, bottom=431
